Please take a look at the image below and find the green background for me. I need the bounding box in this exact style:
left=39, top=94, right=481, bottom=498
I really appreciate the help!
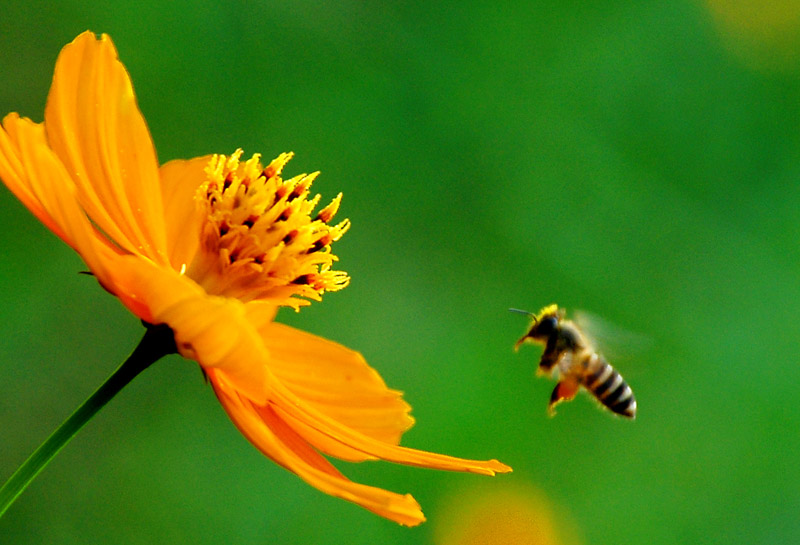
left=2, top=1, right=800, bottom=543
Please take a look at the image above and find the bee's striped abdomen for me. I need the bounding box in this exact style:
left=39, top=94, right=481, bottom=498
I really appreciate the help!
left=583, top=358, right=637, bottom=418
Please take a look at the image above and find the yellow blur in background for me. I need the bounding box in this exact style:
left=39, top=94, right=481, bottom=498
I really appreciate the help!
left=436, top=484, right=581, bottom=545
left=706, top=0, right=800, bottom=71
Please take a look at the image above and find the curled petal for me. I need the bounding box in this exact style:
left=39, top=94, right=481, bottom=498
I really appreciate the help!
left=270, top=394, right=511, bottom=475
left=210, top=369, right=427, bottom=526
left=157, top=294, right=274, bottom=405
left=99, top=255, right=276, bottom=405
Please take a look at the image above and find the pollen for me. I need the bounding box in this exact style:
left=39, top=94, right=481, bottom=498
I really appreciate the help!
left=185, top=150, right=350, bottom=309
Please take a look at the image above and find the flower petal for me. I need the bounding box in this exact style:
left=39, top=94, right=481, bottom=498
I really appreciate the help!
left=0, top=114, right=73, bottom=246
left=92, top=255, right=275, bottom=405
left=270, top=382, right=512, bottom=476
left=256, top=323, right=414, bottom=449
left=193, top=301, right=510, bottom=475
left=159, top=155, right=211, bottom=271
left=44, top=31, right=168, bottom=264
left=0, top=113, right=66, bottom=242
left=98, top=256, right=273, bottom=404
left=210, top=369, right=427, bottom=526
left=154, top=293, right=273, bottom=405
left=94, top=252, right=203, bottom=324
left=0, top=112, right=128, bottom=289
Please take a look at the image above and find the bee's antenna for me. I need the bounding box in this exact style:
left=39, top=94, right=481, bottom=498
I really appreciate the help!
left=510, top=308, right=536, bottom=352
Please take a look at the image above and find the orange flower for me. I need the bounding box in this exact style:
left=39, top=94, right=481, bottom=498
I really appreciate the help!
left=0, top=32, right=510, bottom=526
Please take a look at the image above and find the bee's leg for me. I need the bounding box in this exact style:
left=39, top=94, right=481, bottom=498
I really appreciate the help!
left=537, top=345, right=560, bottom=375
left=548, top=377, right=579, bottom=416
left=514, top=334, right=531, bottom=351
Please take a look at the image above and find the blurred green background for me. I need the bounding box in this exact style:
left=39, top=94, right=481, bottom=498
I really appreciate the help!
left=2, top=1, right=800, bottom=543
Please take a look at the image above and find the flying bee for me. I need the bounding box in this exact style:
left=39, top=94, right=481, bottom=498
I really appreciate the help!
left=512, top=304, right=637, bottom=419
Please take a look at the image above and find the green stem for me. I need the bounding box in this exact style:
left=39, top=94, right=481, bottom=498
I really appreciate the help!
left=0, top=323, right=177, bottom=518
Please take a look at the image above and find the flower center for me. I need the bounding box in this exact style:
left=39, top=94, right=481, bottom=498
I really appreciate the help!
left=186, top=150, right=350, bottom=309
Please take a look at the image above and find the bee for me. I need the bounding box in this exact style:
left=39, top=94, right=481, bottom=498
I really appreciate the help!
left=512, top=304, right=637, bottom=419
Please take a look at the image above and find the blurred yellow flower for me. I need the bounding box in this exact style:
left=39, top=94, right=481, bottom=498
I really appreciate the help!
left=435, top=484, right=581, bottom=545
left=705, top=0, right=800, bottom=72
left=0, top=31, right=510, bottom=526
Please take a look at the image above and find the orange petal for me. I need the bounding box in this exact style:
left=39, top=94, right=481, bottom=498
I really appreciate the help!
left=209, top=304, right=511, bottom=475
left=154, top=293, right=273, bottom=405
left=270, top=382, right=511, bottom=476
left=0, top=115, right=69, bottom=243
left=44, top=31, right=168, bottom=264
left=91, top=252, right=201, bottom=323
left=159, top=155, right=211, bottom=271
left=210, top=369, right=427, bottom=526
left=96, top=256, right=273, bottom=405
left=0, top=112, right=128, bottom=291
left=256, top=322, right=414, bottom=451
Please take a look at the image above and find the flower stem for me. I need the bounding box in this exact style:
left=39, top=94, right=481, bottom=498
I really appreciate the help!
left=0, top=323, right=177, bottom=518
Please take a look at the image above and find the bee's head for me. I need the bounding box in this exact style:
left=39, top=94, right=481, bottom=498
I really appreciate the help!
left=512, top=304, right=563, bottom=349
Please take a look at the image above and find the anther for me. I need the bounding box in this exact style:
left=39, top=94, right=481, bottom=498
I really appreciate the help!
left=283, top=230, right=299, bottom=244
left=223, top=172, right=234, bottom=191
left=287, top=182, right=309, bottom=202
left=263, top=165, right=278, bottom=180
left=292, top=274, right=314, bottom=285
left=308, top=235, right=332, bottom=253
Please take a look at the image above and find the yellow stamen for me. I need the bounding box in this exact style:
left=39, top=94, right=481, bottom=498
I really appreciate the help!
left=185, top=150, right=350, bottom=309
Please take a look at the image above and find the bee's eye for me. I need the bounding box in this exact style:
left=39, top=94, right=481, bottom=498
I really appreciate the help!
left=537, top=316, right=557, bottom=334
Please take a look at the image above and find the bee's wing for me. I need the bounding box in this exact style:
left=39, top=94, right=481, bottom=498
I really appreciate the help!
left=573, top=310, right=651, bottom=363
